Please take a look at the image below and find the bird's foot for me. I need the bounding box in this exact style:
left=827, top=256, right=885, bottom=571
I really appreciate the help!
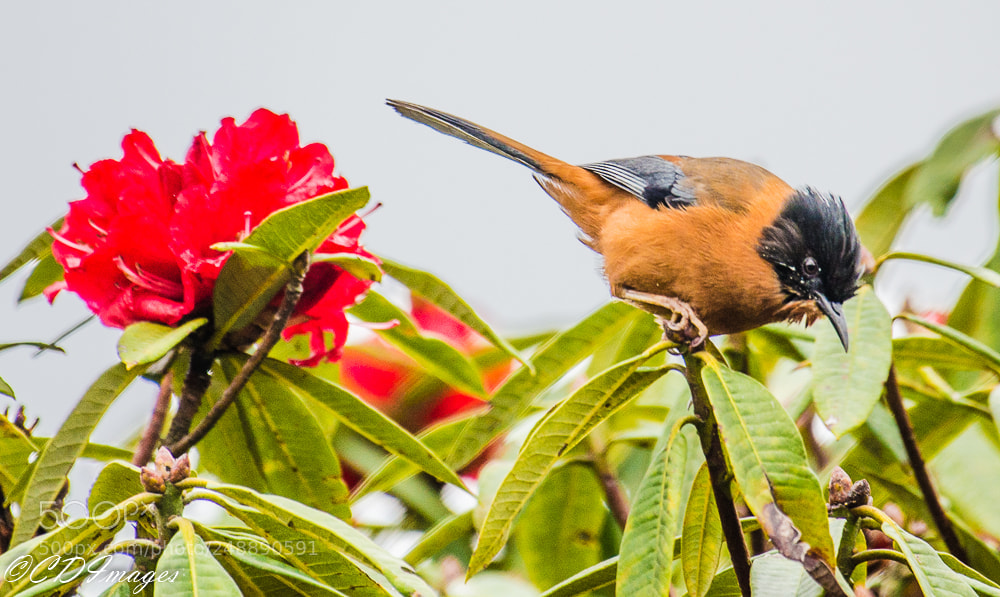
left=616, top=289, right=709, bottom=349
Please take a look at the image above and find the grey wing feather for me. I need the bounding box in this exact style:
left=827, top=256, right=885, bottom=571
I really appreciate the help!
left=580, top=156, right=696, bottom=210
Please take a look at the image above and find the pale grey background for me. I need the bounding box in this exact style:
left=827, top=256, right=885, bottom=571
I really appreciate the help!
left=1, top=1, right=998, bottom=454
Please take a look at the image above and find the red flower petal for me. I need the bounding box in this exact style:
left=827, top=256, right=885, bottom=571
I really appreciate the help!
left=52, top=110, right=372, bottom=366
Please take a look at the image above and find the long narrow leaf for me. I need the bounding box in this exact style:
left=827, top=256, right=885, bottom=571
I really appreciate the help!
left=18, top=252, right=64, bottom=302
left=811, top=286, right=892, bottom=437
left=539, top=557, right=619, bottom=597
left=682, top=464, right=724, bottom=597
left=877, top=251, right=1000, bottom=287
left=698, top=354, right=835, bottom=570
left=880, top=519, right=977, bottom=596
left=189, top=494, right=394, bottom=597
left=617, top=418, right=689, bottom=597
left=10, top=363, right=142, bottom=546
left=898, top=313, right=1000, bottom=374
left=515, top=463, right=607, bottom=589
left=260, top=358, right=466, bottom=489
left=117, top=318, right=207, bottom=369
left=200, top=484, right=436, bottom=597
left=0, top=216, right=63, bottom=283
left=381, top=258, right=528, bottom=369
left=210, top=186, right=370, bottom=348
left=905, top=109, right=1000, bottom=215
left=348, top=291, right=485, bottom=397
left=446, top=301, right=637, bottom=469
left=214, top=355, right=351, bottom=518
left=468, top=346, right=673, bottom=576
left=156, top=518, right=242, bottom=595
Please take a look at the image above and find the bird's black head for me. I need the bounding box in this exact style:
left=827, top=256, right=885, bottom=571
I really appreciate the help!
left=757, top=188, right=863, bottom=350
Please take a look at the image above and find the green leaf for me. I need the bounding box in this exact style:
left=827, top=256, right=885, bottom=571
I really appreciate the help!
left=190, top=512, right=391, bottom=597
left=213, top=543, right=349, bottom=596
left=405, top=510, right=474, bottom=566
left=118, top=318, right=208, bottom=369
left=259, top=357, right=466, bottom=489
left=349, top=290, right=485, bottom=396
left=10, top=362, right=142, bottom=546
left=682, top=464, right=724, bottom=597
left=381, top=258, right=529, bottom=369
left=198, top=484, right=436, bottom=596
left=515, top=463, right=607, bottom=590
left=313, top=252, right=382, bottom=282
left=79, top=442, right=135, bottom=462
left=538, top=557, right=619, bottom=597
left=879, top=518, right=977, bottom=597
left=210, top=186, right=370, bottom=348
left=0, top=376, right=12, bottom=399
left=894, top=336, right=1000, bottom=375
left=197, top=355, right=351, bottom=518
left=949, top=235, right=1000, bottom=355
left=351, top=412, right=472, bottom=497
left=0, top=216, right=62, bottom=283
left=698, top=353, right=835, bottom=568
left=211, top=249, right=292, bottom=349
left=447, top=301, right=637, bottom=469
left=617, top=419, right=689, bottom=597
left=88, top=461, right=143, bottom=516
left=468, top=345, right=673, bottom=576
left=810, top=286, right=893, bottom=437
left=332, top=429, right=452, bottom=523
left=940, top=552, right=1000, bottom=597
left=855, top=164, right=920, bottom=258
left=898, top=313, right=1000, bottom=373
left=748, top=551, right=823, bottom=597
left=879, top=252, right=1000, bottom=288
left=155, top=518, right=242, bottom=596
left=18, top=251, right=63, bottom=302
left=905, top=109, right=1000, bottom=215
left=0, top=415, right=36, bottom=494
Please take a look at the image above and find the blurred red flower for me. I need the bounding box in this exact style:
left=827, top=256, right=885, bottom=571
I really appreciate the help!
left=338, top=295, right=511, bottom=483
left=48, top=109, right=374, bottom=365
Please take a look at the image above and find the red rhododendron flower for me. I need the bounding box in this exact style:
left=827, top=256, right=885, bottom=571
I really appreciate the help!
left=48, top=109, right=375, bottom=365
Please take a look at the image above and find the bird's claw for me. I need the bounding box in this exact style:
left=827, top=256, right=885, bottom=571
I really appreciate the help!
left=655, top=299, right=708, bottom=349
left=616, top=289, right=709, bottom=350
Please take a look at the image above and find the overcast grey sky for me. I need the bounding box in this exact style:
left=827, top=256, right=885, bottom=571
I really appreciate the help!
left=1, top=1, right=999, bottom=448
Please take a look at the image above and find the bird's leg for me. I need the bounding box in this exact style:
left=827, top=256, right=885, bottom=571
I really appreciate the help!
left=616, top=289, right=709, bottom=348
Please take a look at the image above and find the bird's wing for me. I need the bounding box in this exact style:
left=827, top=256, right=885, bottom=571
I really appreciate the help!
left=580, top=156, right=696, bottom=210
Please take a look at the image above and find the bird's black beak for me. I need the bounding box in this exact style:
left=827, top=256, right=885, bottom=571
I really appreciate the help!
left=814, top=293, right=849, bottom=351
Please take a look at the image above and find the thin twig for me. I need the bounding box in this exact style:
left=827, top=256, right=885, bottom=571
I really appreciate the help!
left=589, top=443, right=631, bottom=530
left=133, top=371, right=174, bottom=466
left=167, top=252, right=310, bottom=456
left=883, top=365, right=968, bottom=563
left=683, top=348, right=753, bottom=597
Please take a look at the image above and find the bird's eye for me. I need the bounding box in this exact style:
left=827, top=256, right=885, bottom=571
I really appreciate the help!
left=802, top=256, right=820, bottom=278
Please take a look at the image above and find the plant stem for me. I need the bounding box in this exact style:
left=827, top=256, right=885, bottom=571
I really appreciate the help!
left=850, top=548, right=909, bottom=566
left=133, top=371, right=174, bottom=466
left=163, top=349, right=215, bottom=448
left=883, top=365, right=968, bottom=562
left=836, top=513, right=862, bottom=579
left=589, top=444, right=631, bottom=530
left=166, top=252, right=310, bottom=456
left=683, top=348, right=753, bottom=597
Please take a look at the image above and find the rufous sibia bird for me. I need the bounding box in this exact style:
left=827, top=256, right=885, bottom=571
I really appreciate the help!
left=388, top=100, right=863, bottom=350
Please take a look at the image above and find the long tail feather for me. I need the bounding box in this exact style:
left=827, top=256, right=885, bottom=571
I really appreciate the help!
left=387, top=99, right=551, bottom=172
